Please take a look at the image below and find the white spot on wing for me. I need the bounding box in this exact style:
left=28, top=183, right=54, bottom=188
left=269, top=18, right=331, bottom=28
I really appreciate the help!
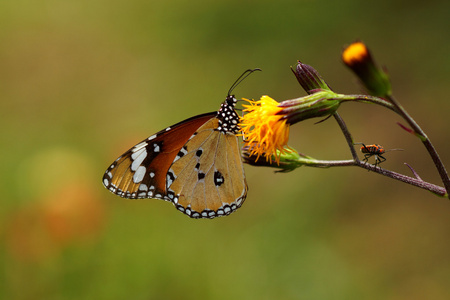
left=132, top=141, right=148, bottom=152
left=139, top=184, right=148, bottom=191
left=103, top=178, right=109, bottom=186
left=131, top=148, right=147, bottom=171
left=133, top=166, right=146, bottom=183
left=166, top=175, right=173, bottom=187
left=131, top=147, right=145, bottom=160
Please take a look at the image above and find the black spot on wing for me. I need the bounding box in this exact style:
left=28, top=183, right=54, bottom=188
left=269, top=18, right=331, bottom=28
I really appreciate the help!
left=214, top=170, right=224, bottom=187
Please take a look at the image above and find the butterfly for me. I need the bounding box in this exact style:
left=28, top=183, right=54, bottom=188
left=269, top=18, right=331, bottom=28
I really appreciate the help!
left=102, top=69, right=260, bottom=218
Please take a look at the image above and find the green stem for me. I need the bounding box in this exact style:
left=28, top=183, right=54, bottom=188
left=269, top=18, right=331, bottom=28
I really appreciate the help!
left=333, top=94, right=397, bottom=112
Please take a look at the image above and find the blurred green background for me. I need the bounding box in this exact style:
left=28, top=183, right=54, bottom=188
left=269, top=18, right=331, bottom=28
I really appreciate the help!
left=1, top=0, right=450, bottom=299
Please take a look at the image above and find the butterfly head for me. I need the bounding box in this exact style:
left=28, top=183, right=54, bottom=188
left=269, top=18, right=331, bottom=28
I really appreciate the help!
left=216, top=68, right=261, bottom=135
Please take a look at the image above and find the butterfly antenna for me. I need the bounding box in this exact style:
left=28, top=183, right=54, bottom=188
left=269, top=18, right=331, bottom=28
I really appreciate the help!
left=228, top=68, right=262, bottom=96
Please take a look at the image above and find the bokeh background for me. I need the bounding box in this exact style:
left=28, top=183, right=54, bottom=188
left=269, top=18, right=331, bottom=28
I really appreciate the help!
left=1, top=0, right=450, bottom=299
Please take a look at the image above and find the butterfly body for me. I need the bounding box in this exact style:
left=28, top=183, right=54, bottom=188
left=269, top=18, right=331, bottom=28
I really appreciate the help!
left=102, top=95, right=247, bottom=219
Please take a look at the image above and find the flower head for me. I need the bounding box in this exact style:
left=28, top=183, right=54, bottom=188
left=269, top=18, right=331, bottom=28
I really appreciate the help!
left=239, top=96, right=290, bottom=164
left=342, top=41, right=391, bottom=97
left=239, top=91, right=343, bottom=164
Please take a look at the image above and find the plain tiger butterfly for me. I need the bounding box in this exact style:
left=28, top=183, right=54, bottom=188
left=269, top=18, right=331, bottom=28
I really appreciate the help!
left=102, top=69, right=260, bottom=218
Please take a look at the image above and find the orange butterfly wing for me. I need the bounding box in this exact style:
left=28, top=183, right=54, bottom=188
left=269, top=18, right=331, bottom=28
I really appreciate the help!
left=102, top=113, right=216, bottom=200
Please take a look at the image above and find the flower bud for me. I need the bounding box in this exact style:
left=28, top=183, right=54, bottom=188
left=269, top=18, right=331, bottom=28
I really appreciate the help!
left=342, top=41, right=391, bottom=97
left=291, top=61, right=333, bottom=94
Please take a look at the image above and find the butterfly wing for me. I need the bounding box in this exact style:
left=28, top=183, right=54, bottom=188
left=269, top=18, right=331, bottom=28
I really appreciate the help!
left=166, top=114, right=247, bottom=219
left=102, top=112, right=216, bottom=200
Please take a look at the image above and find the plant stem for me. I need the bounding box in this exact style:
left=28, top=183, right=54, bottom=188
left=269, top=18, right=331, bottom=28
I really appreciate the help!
left=330, top=109, right=447, bottom=197
left=333, top=112, right=358, bottom=160
left=298, top=157, right=446, bottom=197
left=334, top=92, right=449, bottom=197
left=333, top=94, right=397, bottom=112
left=386, top=94, right=450, bottom=195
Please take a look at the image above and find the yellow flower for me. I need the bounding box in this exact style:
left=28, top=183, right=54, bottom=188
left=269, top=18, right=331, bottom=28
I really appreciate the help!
left=239, top=96, right=291, bottom=164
